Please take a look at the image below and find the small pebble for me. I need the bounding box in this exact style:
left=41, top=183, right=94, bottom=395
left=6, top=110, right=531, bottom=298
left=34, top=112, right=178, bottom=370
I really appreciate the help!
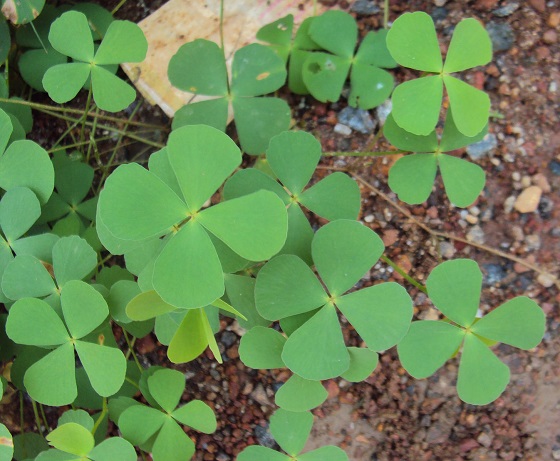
left=439, top=241, right=456, bottom=258
left=537, top=273, right=556, bottom=288
left=467, top=225, right=485, bottom=244
left=486, top=22, right=515, bottom=52
left=512, top=172, right=521, bottom=182
left=525, top=234, right=541, bottom=251
left=376, top=100, right=392, bottom=125
left=466, top=133, right=498, bottom=160
left=466, top=214, right=479, bottom=225
left=433, top=0, right=447, bottom=6
left=504, top=196, right=516, bottom=214
left=338, top=106, right=376, bottom=134
left=492, top=3, right=519, bottom=16
left=543, top=30, right=558, bottom=44
left=334, top=123, right=352, bottom=136
left=532, top=173, right=551, bottom=193
left=350, top=0, right=380, bottom=15
left=549, top=159, right=560, bottom=175
left=514, top=186, right=543, bottom=213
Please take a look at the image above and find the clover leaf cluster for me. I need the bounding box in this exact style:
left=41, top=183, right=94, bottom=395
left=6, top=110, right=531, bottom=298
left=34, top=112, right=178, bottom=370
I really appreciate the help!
left=0, top=4, right=549, bottom=461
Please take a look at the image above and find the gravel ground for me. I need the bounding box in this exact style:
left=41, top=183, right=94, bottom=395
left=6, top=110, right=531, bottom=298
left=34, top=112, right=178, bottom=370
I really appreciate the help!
left=9, top=0, right=560, bottom=460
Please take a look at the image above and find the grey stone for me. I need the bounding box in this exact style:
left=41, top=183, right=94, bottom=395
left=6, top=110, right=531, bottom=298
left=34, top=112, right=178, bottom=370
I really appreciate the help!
left=338, top=106, right=377, bottom=134
left=220, top=331, right=237, bottom=348
left=255, top=424, right=277, bottom=449
left=492, top=3, right=519, bottom=17
left=486, top=22, right=515, bottom=52
left=466, top=225, right=485, bottom=244
left=549, top=159, right=560, bottom=175
left=350, top=0, right=380, bottom=15
left=466, top=134, right=498, bottom=160
left=431, top=7, right=448, bottom=22
left=482, top=263, right=507, bottom=286
left=376, top=99, right=392, bottom=125
left=439, top=241, right=456, bottom=259
left=334, top=123, right=352, bottom=136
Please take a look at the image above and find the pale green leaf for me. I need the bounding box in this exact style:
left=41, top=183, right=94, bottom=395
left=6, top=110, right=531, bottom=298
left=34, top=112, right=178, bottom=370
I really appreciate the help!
left=43, top=63, right=91, bottom=105
left=24, top=342, right=76, bottom=406
left=0, top=140, right=54, bottom=203
left=151, top=418, right=195, bottom=461
left=302, top=53, right=351, bottom=102
left=126, top=290, right=176, bottom=321
left=94, top=20, right=147, bottom=64
left=148, top=368, right=184, bottom=413
left=58, top=410, right=94, bottom=431
left=88, top=437, right=137, bottom=461
left=443, top=18, right=492, bottom=74
left=52, top=236, right=97, bottom=286
left=0, top=187, right=40, bottom=242
left=457, top=333, right=510, bottom=405
left=299, top=173, right=361, bottom=221
left=118, top=405, right=166, bottom=446
left=283, top=204, right=314, bottom=264
left=153, top=222, right=223, bottom=308
left=48, top=11, right=94, bottom=62
left=341, top=347, right=379, bottom=383
left=282, top=305, right=349, bottom=381
left=74, top=340, right=125, bottom=397
left=443, top=75, right=490, bottom=137
left=232, top=97, right=291, bottom=155
left=266, top=131, right=321, bottom=195
left=391, top=76, right=443, bottom=136
left=438, top=154, right=485, bottom=207
left=426, top=259, right=481, bottom=327
left=231, top=44, right=287, bottom=97
left=397, top=320, right=465, bottom=379
left=255, top=254, right=327, bottom=320
left=168, top=39, right=228, bottom=96
left=91, top=65, right=136, bottom=112
left=388, top=154, right=437, bottom=205
left=224, top=274, right=270, bottom=330
left=1, top=254, right=56, bottom=300
left=270, top=409, right=313, bottom=456
left=199, top=190, right=287, bottom=261
left=172, top=98, right=229, bottom=132
left=0, top=424, right=13, bottom=461
left=98, top=163, right=187, bottom=243
left=308, top=10, right=357, bottom=58
left=439, top=111, right=488, bottom=152
left=239, top=326, right=286, bottom=370
left=312, top=220, right=384, bottom=296
left=222, top=168, right=289, bottom=204
left=167, top=308, right=207, bottom=363
left=386, top=12, right=442, bottom=72
left=471, top=297, right=545, bottom=350
left=337, top=282, right=412, bottom=351
left=172, top=400, right=217, bottom=433
left=61, top=281, right=108, bottom=339
left=348, top=64, right=394, bottom=110
left=46, top=423, right=93, bottom=457
left=6, top=298, right=69, bottom=346
left=383, top=114, right=438, bottom=153
left=167, top=124, right=241, bottom=212
left=354, top=29, right=397, bottom=69
left=275, top=374, right=327, bottom=412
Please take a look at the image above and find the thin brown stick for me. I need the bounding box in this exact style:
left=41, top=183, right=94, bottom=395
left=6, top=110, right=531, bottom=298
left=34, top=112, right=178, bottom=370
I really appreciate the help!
left=324, top=167, right=559, bottom=289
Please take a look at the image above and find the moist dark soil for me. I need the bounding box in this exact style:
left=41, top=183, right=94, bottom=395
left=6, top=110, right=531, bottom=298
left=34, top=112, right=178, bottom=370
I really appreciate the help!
left=5, top=0, right=560, bottom=460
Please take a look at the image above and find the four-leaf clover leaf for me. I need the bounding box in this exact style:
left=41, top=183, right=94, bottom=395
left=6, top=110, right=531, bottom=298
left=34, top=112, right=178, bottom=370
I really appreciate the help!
left=384, top=111, right=487, bottom=207
left=168, top=40, right=290, bottom=154
left=397, top=259, right=545, bottom=405
left=6, top=279, right=126, bottom=405
left=238, top=409, right=348, bottom=461
left=255, top=219, right=412, bottom=381
left=111, top=368, right=216, bottom=461
left=386, top=12, right=492, bottom=136
left=43, top=11, right=148, bottom=112
left=98, top=125, right=288, bottom=309
left=223, top=130, right=361, bottom=263
left=303, top=10, right=397, bottom=108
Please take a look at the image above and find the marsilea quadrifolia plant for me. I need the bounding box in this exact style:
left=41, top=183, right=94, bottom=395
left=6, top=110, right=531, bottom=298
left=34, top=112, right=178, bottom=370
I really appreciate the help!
left=0, top=3, right=547, bottom=461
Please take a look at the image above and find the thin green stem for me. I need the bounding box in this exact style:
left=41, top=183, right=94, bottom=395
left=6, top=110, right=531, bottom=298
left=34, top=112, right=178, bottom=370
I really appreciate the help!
left=91, top=398, right=107, bottom=436
left=219, top=0, right=225, bottom=55
left=0, top=98, right=166, bottom=129
left=111, top=0, right=127, bottom=15
left=384, top=0, right=389, bottom=29
left=123, top=331, right=143, bottom=373
left=322, top=150, right=405, bottom=157
left=381, top=255, right=427, bottom=293
left=86, top=106, right=101, bottom=163
left=30, top=399, right=45, bottom=437
left=39, top=403, right=49, bottom=432
left=48, top=135, right=117, bottom=154
left=19, top=392, right=25, bottom=434
left=79, top=87, right=94, bottom=152
left=39, top=108, right=165, bottom=148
